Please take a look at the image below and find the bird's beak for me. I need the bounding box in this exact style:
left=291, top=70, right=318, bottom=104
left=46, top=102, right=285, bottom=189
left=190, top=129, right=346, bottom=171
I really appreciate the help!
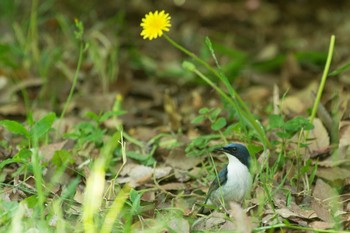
left=213, top=147, right=226, bottom=153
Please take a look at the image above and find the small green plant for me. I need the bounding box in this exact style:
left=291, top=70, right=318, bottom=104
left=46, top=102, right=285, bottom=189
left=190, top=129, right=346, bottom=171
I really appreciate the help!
left=65, top=121, right=105, bottom=147
left=268, top=114, right=314, bottom=141
left=59, top=19, right=88, bottom=124
left=0, top=112, right=56, bottom=219
left=186, top=107, right=228, bottom=157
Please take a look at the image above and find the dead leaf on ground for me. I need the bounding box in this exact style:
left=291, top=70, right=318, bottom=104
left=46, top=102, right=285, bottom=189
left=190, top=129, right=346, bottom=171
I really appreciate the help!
left=311, top=179, right=339, bottom=223
left=308, top=118, right=330, bottom=154
left=281, top=81, right=318, bottom=115
left=289, top=202, right=317, bottom=219
left=192, top=212, right=227, bottom=231
left=164, top=90, right=182, bottom=131
left=276, top=208, right=299, bottom=218
left=316, top=167, right=350, bottom=182
left=141, top=191, right=155, bottom=202
left=168, top=218, right=190, bottom=233
left=227, top=202, right=252, bottom=233
left=71, top=93, right=116, bottom=114
left=0, top=102, right=26, bottom=116
left=241, top=86, right=271, bottom=103
left=126, top=127, right=158, bottom=142
left=160, top=182, right=186, bottom=191
left=340, top=121, right=350, bottom=148
left=309, top=221, right=334, bottom=229
left=117, top=164, right=172, bottom=187
left=273, top=190, right=317, bottom=222
left=164, top=147, right=202, bottom=170
left=39, top=140, right=67, bottom=162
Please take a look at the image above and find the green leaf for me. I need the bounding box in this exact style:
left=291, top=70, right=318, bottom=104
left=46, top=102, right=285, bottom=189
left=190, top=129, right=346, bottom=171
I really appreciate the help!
left=129, top=189, right=141, bottom=214
left=223, top=123, right=241, bottom=136
left=24, top=195, right=38, bottom=208
left=99, top=110, right=126, bottom=123
left=126, top=151, right=155, bottom=165
left=211, top=117, right=226, bottom=131
left=191, top=115, right=205, bottom=124
left=191, top=136, right=205, bottom=147
left=209, top=108, right=221, bottom=121
left=198, top=107, right=209, bottom=114
left=276, top=131, right=291, bottom=139
left=0, top=149, right=32, bottom=169
left=0, top=149, right=31, bottom=169
left=284, top=116, right=314, bottom=132
left=182, top=61, right=196, bottom=72
left=85, top=111, right=99, bottom=122
left=30, top=112, right=56, bottom=140
left=329, top=62, right=350, bottom=76
left=268, top=114, right=284, bottom=129
left=52, top=150, right=74, bottom=167
left=0, top=120, right=29, bottom=138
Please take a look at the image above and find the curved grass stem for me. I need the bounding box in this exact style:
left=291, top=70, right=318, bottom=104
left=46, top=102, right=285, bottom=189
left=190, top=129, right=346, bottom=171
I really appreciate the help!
left=309, top=35, right=335, bottom=123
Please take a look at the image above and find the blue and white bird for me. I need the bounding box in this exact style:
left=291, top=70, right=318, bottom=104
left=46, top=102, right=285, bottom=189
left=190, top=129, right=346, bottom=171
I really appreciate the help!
left=199, top=143, right=252, bottom=214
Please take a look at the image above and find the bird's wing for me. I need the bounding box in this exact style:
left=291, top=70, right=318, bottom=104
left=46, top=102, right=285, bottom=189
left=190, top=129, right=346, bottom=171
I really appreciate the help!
left=204, top=165, right=228, bottom=204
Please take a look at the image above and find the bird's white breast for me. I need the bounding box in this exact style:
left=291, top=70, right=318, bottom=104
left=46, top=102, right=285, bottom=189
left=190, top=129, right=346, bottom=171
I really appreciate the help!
left=210, top=153, right=252, bottom=206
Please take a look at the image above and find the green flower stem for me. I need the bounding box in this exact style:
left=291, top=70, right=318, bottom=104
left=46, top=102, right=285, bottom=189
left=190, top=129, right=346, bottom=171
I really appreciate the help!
left=59, top=43, right=84, bottom=121
left=309, top=35, right=335, bottom=123
left=303, top=35, right=335, bottom=143
left=164, top=34, right=270, bottom=148
left=164, top=34, right=220, bottom=80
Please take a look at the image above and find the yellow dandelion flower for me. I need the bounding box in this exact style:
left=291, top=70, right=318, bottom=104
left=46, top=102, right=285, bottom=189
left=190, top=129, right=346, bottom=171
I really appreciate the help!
left=140, top=10, right=171, bottom=40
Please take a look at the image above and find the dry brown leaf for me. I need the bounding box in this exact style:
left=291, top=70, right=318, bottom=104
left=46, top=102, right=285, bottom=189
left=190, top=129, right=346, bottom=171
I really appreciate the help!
left=73, top=185, right=84, bottom=204
left=256, top=44, right=278, bottom=61
left=273, top=190, right=317, bottom=222
left=118, top=164, right=172, bottom=187
left=164, top=91, right=182, bottom=131
left=141, top=191, right=155, bottom=202
left=154, top=166, right=172, bottom=179
left=174, top=169, right=191, bottom=182
left=126, top=127, right=158, bottom=142
left=160, top=182, right=186, bottom=191
left=72, top=93, right=116, bottom=113
left=261, top=213, right=281, bottom=226
left=281, top=96, right=305, bottom=115
left=311, top=179, right=338, bottom=223
left=164, top=147, right=202, bottom=170
left=227, top=202, right=252, bottom=233
left=276, top=208, right=299, bottom=218
left=308, top=118, right=330, bottom=153
left=339, top=121, right=350, bottom=148
left=308, top=221, right=334, bottom=229
left=241, top=86, right=271, bottom=103
left=281, top=81, right=318, bottom=115
left=192, top=212, right=227, bottom=231
left=39, top=140, right=67, bottom=162
left=117, top=164, right=153, bottom=187
left=0, top=103, right=26, bottom=116
left=53, top=117, right=81, bottom=136
left=316, top=167, right=350, bottom=182
left=289, top=202, right=317, bottom=219
left=168, top=218, right=190, bottom=233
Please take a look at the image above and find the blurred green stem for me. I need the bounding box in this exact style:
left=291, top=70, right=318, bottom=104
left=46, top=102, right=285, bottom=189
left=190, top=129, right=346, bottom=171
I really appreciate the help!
left=59, top=43, right=84, bottom=121
left=309, top=35, right=335, bottom=124
left=29, top=0, right=40, bottom=66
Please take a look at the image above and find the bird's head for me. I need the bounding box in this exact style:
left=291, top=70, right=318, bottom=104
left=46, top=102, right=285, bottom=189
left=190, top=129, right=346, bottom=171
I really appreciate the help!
left=214, top=143, right=250, bottom=168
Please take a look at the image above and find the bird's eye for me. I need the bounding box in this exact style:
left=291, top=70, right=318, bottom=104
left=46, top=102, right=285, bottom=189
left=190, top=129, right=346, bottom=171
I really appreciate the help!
left=232, top=147, right=237, bottom=151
